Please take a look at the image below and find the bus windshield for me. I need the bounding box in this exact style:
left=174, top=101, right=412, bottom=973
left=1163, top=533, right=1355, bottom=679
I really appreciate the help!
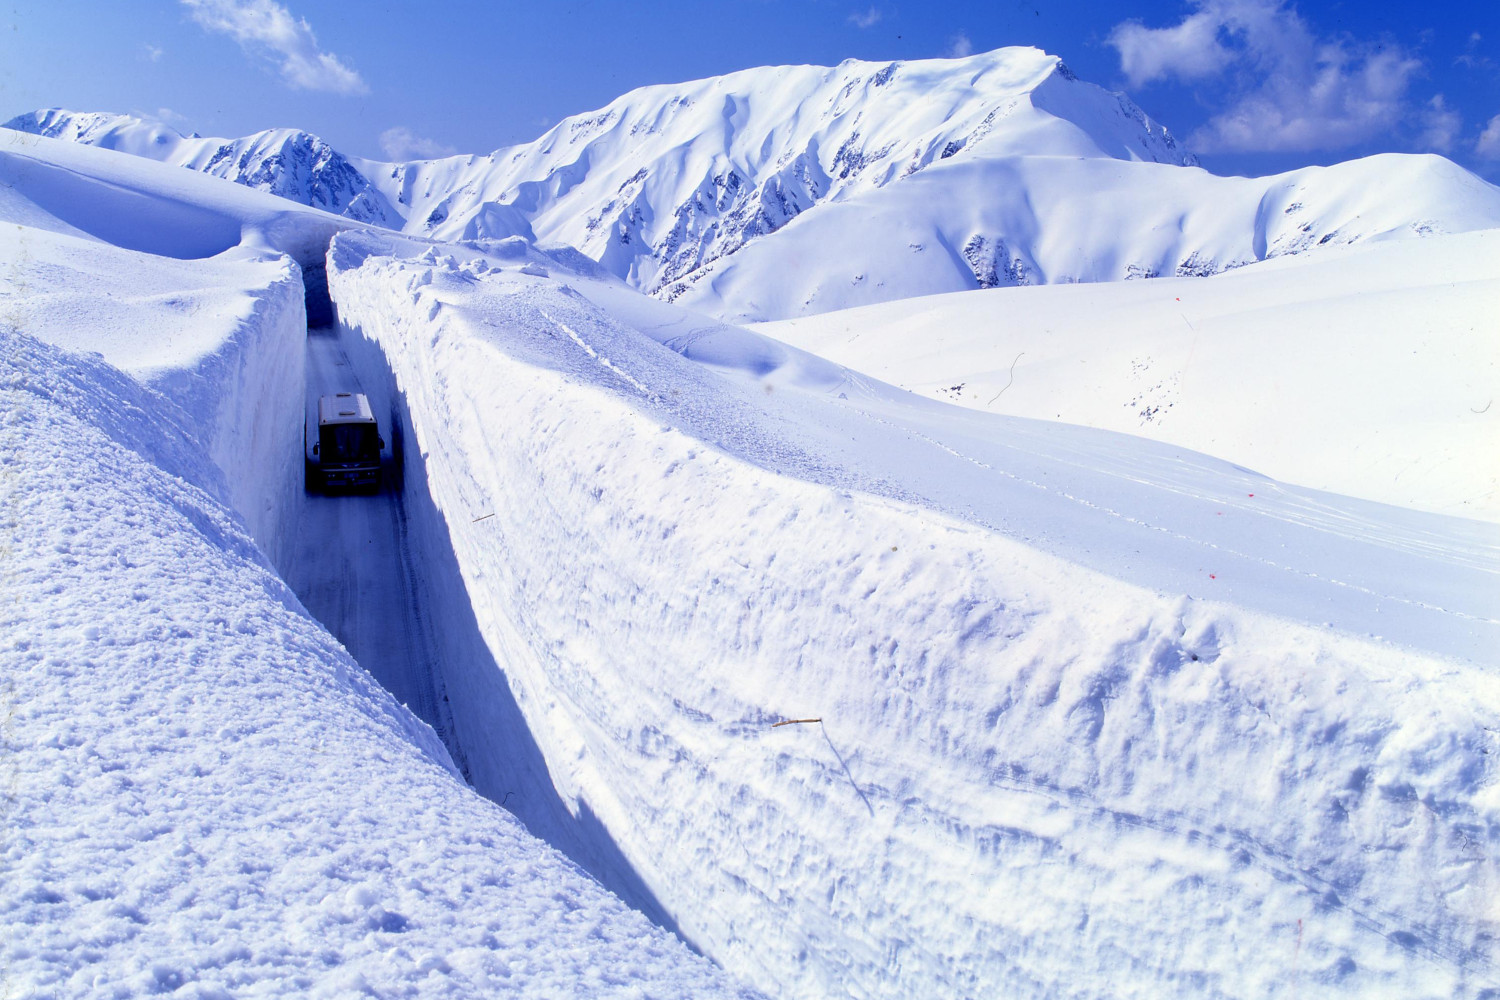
left=320, top=424, right=380, bottom=464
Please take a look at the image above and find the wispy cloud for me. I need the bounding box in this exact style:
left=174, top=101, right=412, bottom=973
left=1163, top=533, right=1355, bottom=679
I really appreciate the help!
left=946, top=33, right=974, bottom=58
left=379, top=127, right=457, bottom=161
left=848, top=7, right=882, bottom=29
left=1107, top=0, right=1423, bottom=154
left=1456, top=31, right=1495, bottom=73
left=181, top=0, right=367, bottom=95
left=1416, top=95, right=1461, bottom=153
left=142, top=44, right=165, bottom=63
left=1477, top=115, right=1500, bottom=159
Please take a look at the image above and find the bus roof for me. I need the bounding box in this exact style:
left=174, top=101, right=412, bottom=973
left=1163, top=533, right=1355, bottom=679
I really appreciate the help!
left=318, top=392, right=376, bottom=426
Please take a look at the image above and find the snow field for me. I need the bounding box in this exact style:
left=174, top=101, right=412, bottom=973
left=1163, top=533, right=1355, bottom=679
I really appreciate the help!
left=328, top=231, right=1500, bottom=1000
left=755, top=228, right=1500, bottom=522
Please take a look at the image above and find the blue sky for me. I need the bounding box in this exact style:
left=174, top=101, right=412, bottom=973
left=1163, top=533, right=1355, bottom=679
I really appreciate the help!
left=3, top=1, right=1498, bottom=178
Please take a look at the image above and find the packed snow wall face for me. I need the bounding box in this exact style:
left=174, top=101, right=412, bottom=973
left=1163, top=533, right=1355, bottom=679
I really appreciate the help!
left=143, top=258, right=307, bottom=570
left=326, top=233, right=1500, bottom=1000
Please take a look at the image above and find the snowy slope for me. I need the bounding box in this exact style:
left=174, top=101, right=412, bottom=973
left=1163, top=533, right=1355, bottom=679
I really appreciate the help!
left=675, top=151, right=1500, bottom=321
left=9, top=108, right=401, bottom=227
left=328, top=229, right=1500, bottom=1000
left=755, top=228, right=1500, bottom=521
left=0, top=127, right=367, bottom=562
left=0, top=135, right=759, bottom=998
left=22, top=46, right=1499, bottom=323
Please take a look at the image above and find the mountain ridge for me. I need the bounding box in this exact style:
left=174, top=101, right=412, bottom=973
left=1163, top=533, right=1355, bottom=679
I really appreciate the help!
left=11, top=45, right=1500, bottom=320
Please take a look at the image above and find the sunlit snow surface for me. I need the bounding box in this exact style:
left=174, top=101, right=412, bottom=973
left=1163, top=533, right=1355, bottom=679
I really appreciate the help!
left=4, top=125, right=1499, bottom=1000
left=16, top=47, right=1500, bottom=323
left=328, top=230, right=1500, bottom=1000
left=755, top=230, right=1500, bottom=522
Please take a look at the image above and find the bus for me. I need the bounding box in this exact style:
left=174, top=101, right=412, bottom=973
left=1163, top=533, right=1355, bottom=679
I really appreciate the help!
left=306, top=392, right=384, bottom=492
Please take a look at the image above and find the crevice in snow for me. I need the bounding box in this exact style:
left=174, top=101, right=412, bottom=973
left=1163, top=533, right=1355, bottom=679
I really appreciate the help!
left=278, top=284, right=694, bottom=949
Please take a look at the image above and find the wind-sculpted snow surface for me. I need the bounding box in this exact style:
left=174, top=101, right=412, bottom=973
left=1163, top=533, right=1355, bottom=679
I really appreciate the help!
left=0, top=327, right=760, bottom=1000
left=29, top=47, right=1500, bottom=321
left=328, top=229, right=1500, bottom=1000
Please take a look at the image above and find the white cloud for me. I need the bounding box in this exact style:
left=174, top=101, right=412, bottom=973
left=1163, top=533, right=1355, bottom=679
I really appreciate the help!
left=379, top=127, right=457, bottom=161
left=143, top=44, right=165, bottom=62
left=1416, top=95, right=1461, bottom=153
left=1108, top=0, right=1422, bottom=154
left=946, top=33, right=973, bottom=58
left=1478, top=115, right=1500, bottom=160
left=1108, top=11, right=1232, bottom=86
left=848, top=7, right=882, bottom=29
left=181, top=0, right=367, bottom=95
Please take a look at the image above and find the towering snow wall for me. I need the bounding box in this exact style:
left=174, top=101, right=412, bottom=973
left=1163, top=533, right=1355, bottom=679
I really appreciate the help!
left=326, top=229, right=1500, bottom=1000
left=0, top=130, right=368, bottom=564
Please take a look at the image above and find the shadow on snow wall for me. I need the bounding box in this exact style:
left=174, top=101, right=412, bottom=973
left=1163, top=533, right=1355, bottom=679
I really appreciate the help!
left=324, top=308, right=693, bottom=950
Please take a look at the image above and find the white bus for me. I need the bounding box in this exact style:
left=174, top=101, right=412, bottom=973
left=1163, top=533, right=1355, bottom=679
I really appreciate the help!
left=306, top=392, right=384, bottom=492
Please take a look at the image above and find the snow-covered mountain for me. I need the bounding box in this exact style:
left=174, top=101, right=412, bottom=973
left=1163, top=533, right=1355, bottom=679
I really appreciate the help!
left=19, top=46, right=1498, bottom=320
left=11, top=107, right=401, bottom=227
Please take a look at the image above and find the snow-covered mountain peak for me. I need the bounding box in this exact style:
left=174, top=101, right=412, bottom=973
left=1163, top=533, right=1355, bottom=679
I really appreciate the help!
left=392, top=46, right=1195, bottom=292
left=6, top=108, right=400, bottom=227
left=6, top=47, right=1192, bottom=297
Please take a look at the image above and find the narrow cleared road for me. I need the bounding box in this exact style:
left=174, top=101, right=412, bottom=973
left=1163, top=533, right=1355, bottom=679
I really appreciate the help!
left=283, top=326, right=447, bottom=740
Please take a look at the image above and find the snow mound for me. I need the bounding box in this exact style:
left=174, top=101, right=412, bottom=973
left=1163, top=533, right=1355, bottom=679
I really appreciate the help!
left=755, top=227, right=1500, bottom=520
left=326, top=228, right=1500, bottom=1000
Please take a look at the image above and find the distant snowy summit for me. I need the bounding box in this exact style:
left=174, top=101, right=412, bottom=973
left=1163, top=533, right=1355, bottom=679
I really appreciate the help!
left=12, top=46, right=1500, bottom=320
left=9, top=108, right=402, bottom=229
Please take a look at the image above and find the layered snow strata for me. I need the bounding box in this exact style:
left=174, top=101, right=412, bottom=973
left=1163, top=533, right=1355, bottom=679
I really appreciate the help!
left=0, top=328, right=760, bottom=999
left=327, top=230, right=1500, bottom=1000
